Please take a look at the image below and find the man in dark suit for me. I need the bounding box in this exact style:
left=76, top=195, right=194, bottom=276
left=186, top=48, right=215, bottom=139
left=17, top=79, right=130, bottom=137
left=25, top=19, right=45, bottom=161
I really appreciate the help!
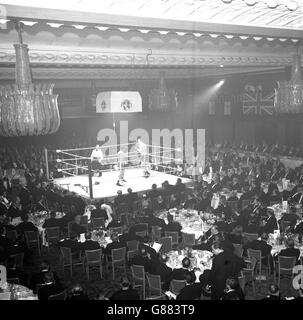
left=213, top=196, right=232, bottom=220
left=103, top=233, right=125, bottom=256
left=220, top=277, right=244, bottom=300
left=163, top=214, right=182, bottom=236
left=176, top=271, right=203, bottom=300
left=198, top=191, right=211, bottom=212
left=130, top=247, right=153, bottom=273
left=164, top=257, right=195, bottom=291
left=261, top=209, right=278, bottom=234
left=16, top=213, right=37, bottom=235
left=80, top=232, right=101, bottom=253
left=70, top=215, right=86, bottom=236
left=57, top=232, right=81, bottom=255
left=90, top=202, right=108, bottom=220
left=208, top=241, right=246, bottom=300
left=42, top=211, right=62, bottom=229
left=150, top=254, right=172, bottom=283
left=110, top=277, right=140, bottom=300
left=277, top=238, right=300, bottom=263
left=37, top=271, right=64, bottom=300
left=262, top=284, right=280, bottom=300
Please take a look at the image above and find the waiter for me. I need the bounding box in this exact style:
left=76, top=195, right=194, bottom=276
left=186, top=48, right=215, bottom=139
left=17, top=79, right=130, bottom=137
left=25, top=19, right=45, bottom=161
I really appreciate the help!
left=116, top=147, right=127, bottom=186
left=90, top=144, right=103, bottom=177
left=136, top=137, right=150, bottom=178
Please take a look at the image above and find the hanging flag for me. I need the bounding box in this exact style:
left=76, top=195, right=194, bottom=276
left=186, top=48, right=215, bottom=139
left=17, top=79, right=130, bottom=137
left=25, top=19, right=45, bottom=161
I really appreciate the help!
left=242, top=84, right=275, bottom=115
left=224, top=100, right=231, bottom=115
left=96, top=91, right=142, bottom=113
left=209, top=101, right=215, bottom=115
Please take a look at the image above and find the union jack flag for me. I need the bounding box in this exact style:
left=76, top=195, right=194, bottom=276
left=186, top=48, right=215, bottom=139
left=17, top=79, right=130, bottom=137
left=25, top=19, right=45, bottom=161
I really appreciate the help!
left=242, top=84, right=275, bottom=115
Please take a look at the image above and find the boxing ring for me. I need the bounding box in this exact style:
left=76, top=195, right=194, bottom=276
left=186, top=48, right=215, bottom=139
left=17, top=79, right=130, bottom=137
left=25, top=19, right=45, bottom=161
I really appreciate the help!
left=44, top=143, right=194, bottom=200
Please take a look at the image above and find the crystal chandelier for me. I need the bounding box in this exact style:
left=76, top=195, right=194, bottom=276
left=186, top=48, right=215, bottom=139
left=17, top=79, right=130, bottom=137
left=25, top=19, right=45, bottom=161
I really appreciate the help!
left=0, top=22, right=60, bottom=136
left=274, top=53, right=303, bottom=113
left=148, top=71, right=178, bottom=112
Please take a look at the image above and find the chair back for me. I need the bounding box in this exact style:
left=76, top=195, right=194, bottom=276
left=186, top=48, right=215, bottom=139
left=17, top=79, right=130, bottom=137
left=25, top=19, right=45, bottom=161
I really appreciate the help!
left=182, top=233, right=196, bottom=247
left=112, top=247, right=126, bottom=263
left=6, top=230, right=18, bottom=241
left=67, top=221, right=74, bottom=237
left=92, top=218, right=105, bottom=230
left=170, top=279, right=186, bottom=295
left=232, top=243, right=243, bottom=258
left=120, top=214, right=129, bottom=227
left=127, top=240, right=139, bottom=251
left=131, top=264, right=145, bottom=286
left=238, top=275, right=246, bottom=293
left=24, top=231, right=39, bottom=248
left=151, top=226, right=162, bottom=242
left=278, top=256, right=296, bottom=271
left=159, top=237, right=172, bottom=253
left=146, top=273, right=161, bottom=297
left=136, top=230, right=148, bottom=239
left=60, top=246, right=72, bottom=265
left=109, top=227, right=123, bottom=235
left=165, top=232, right=179, bottom=246
left=243, top=233, right=258, bottom=243
left=127, top=250, right=138, bottom=262
left=0, top=292, right=11, bottom=300
left=45, top=227, right=60, bottom=241
left=247, top=249, right=262, bottom=264
left=85, top=249, right=102, bottom=264
left=7, top=277, right=20, bottom=285
left=117, top=203, right=129, bottom=215
left=48, top=290, right=66, bottom=300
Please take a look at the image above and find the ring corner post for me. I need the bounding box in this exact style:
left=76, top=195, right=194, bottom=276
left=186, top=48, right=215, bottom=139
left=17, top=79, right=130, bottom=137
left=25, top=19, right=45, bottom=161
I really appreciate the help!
left=88, top=161, right=94, bottom=199
left=44, top=147, right=49, bottom=180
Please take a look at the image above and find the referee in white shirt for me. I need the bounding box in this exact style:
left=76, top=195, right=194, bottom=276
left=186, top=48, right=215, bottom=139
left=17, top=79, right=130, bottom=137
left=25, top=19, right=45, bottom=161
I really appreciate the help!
left=90, top=144, right=104, bottom=177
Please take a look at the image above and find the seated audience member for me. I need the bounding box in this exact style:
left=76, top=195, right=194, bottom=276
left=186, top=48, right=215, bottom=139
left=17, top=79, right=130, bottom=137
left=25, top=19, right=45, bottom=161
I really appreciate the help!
left=227, top=225, right=244, bottom=245
left=29, top=260, right=60, bottom=293
left=70, top=215, right=86, bottom=236
left=16, top=213, right=38, bottom=235
left=66, top=284, right=89, bottom=300
left=164, top=257, right=195, bottom=291
left=221, top=277, right=244, bottom=300
left=183, top=194, right=197, bottom=210
left=244, top=218, right=261, bottom=235
left=261, top=209, right=278, bottom=234
left=37, top=271, right=65, bottom=301
left=90, top=201, right=108, bottom=220
left=262, top=284, right=280, bottom=300
left=58, top=232, right=81, bottom=255
left=164, top=214, right=182, bottom=235
left=110, top=277, right=140, bottom=300
left=177, top=271, right=204, bottom=300
left=209, top=241, right=246, bottom=300
left=277, top=237, right=300, bottom=263
left=157, top=195, right=168, bottom=211
left=130, top=247, right=152, bottom=273
left=7, top=197, right=22, bottom=218
left=80, top=231, right=101, bottom=253
left=213, top=196, right=232, bottom=220
left=150, top=254, right=172, bottom=284
left=42, top=211, right=62, bottom=229
left=103, top=233, right=125, bottom=256
left=198, top=191, right=211, bottom=212
left=280, top=206, right=299, bottom=228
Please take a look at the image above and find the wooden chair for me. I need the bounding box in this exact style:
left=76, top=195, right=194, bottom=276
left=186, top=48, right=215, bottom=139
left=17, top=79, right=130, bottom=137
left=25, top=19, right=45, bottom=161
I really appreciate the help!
left=276, top=256, right=296, bottom=287
left=146, top=273, right=163, bottom=299
left=241, top=257, right=257, bottom=297
left=6, top=230, right=18, bottom=242
left=247, top=249, right=262, bottom=280
left=45, top=227, right=60, bottom=251
left=109, top=227, right=123, bottom=235
left=238, top=275, right=246, bottom=295
left=127, top=250, right=138, bottom=263
left=159, top=237, right=172, bottom=253
left=111, top=247, right=126, bottom=280
left=24, top=231, right=41, bottom=256
left=10, top=252, right=24, bottom=269
left=182, top=232, right=196, bottom=247
left=60, top=247, right=84, bottom=277
left=243, top=233, right=258, bottom=243
left=165, top=231, right=179, bottom=249
left=48, top=290, right=66, bottom=300
left=232, top=243, right=244, bottom=258
left=126, top=240, right=139, bottom=252
left=131, top=264, right=145, bottom=300
left=7, top=277, right=20, bottom=285
left=170, top=279, right=186, bottom=295
left=84, top=249, right=103, bottom=280
left=92, top=218, right=105, bottom=230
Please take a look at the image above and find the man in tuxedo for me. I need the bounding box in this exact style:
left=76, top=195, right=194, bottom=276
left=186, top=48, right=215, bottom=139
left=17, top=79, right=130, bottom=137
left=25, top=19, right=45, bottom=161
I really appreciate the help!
left=80, top=232, right=101, bottom=253
left=163, top=214, right=182, bottom=236
left=262, top=284, right=280, bottom=300
left=213, top=196, right=232, bottom=220
left=208, top=241, right=245, bottom=300
left=90, top=201, right=108, bottom=220
left=37, top=271, right=64, bottom=300
left=164, top=257, right=195, bottom=291
left=277, top=238, right=300, bottom=263
left=261, top=209, right=278, bottom=234
left=221, top=277, right=244, bottom=300
left=103, top=233, right=125, bottom=256
left=176, top=271, right=205, bottom=300
left=130, top=247, right=153, bottom=273
left=70, top=215, right=86, bottom=236
left=150, top=254, right=172, bottom=284
left=110, top=277, right=140, bottom=300
left=57, top=232, right=81, bottom=255
left=42, top=211, right=62, bottom=229
left=16, top=213, right=38, bottom=236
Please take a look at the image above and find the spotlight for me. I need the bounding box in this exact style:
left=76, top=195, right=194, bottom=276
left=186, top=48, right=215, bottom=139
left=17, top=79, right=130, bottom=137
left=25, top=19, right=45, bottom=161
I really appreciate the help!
left=57, top=168, right=62, bottom=172
left=218, top=80, right=225, bottom=86
left=56, top=149, right=61, bottom=153
left=56, top=159, right=62, bottom=163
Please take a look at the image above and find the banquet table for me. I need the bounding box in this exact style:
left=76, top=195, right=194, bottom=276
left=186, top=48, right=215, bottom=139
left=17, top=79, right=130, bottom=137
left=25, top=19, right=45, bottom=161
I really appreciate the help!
left=166, top=249, right=213, bottom=282
left=157, top=209, right=213, bottom=240
left=0, top=283, right=37, bottom=300
left=270, top=244, right=303, bottom=258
